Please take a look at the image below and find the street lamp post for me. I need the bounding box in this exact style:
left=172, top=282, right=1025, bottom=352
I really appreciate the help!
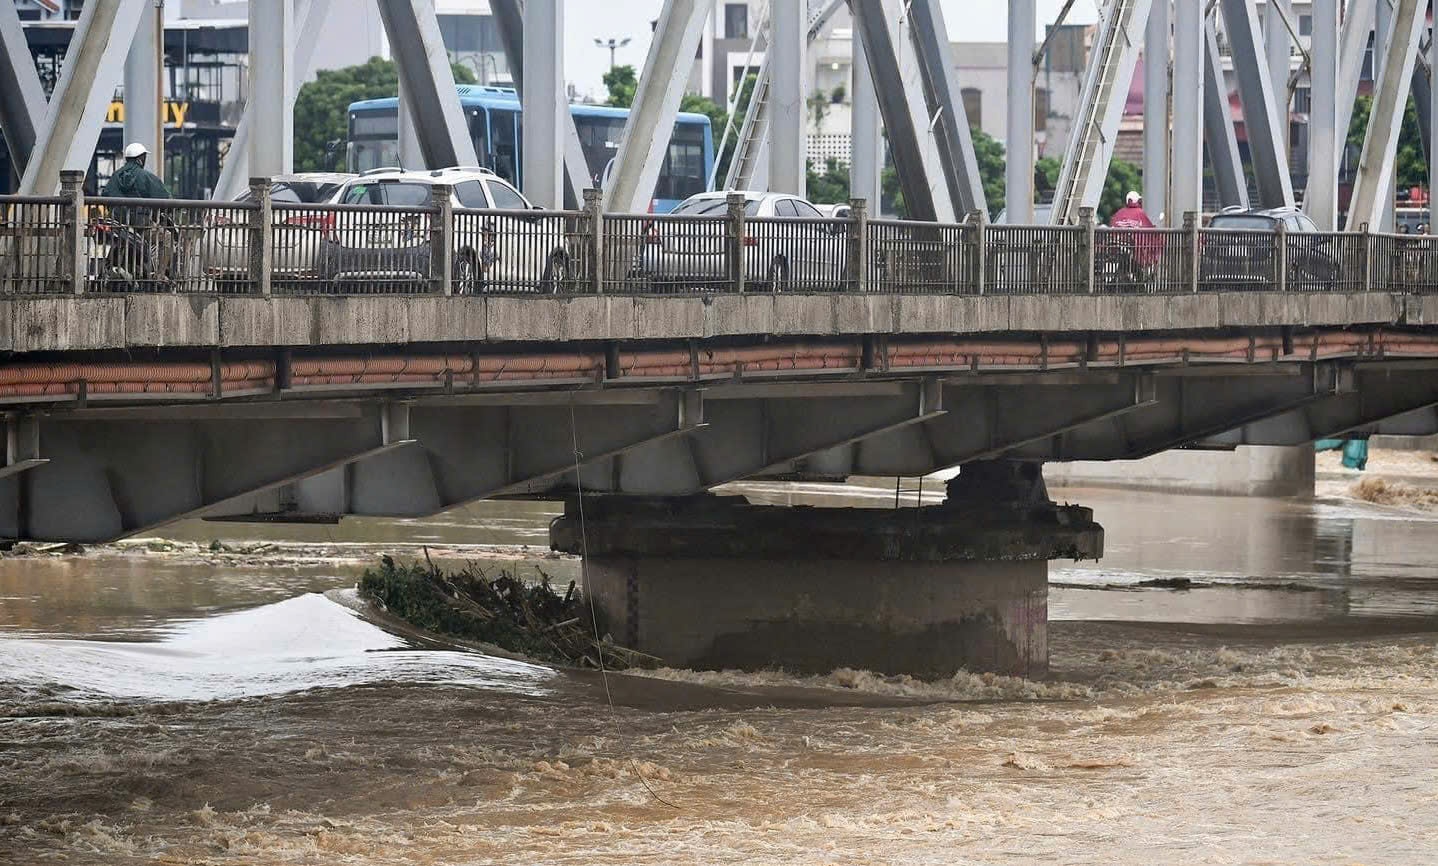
left=594, top=36, right=632, bottom=71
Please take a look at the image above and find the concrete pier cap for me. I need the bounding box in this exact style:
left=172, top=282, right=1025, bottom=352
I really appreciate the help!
left=550, top=466, right=1100, bottom=679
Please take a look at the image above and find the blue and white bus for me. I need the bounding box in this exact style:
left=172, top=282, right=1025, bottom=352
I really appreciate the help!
left=346, top=85, right=714, bottom=213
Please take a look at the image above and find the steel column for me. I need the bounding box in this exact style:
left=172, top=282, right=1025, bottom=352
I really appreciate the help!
left=602, top=0, right=709, bottom=213
left=1142, top=0, right=1169, bottom=223
left=397, top=64, right=424, bottom=169
left=1375, top=0, right=1395, bottom=231
left=905, top=0, right=987, bottom=217
left=122, top=0, right=162, bottom=170
left=1346, top=0, right=1425, bottom=231
left=248, top=0, right=294, bottom=178
left=768, top=0, right=806, bottom=196
left=1007, top=0, right=1036, bottom=223
left=0, top=0, right=45, bottom=180
left=374, top=0, right=480, bottom=170
left=19, top=0, right=149, bottom=194
left=1168, top=0, right=1204, bottom=218
left=850, top=0, right=957, bottom=222
left=1307, top=0, right=1340, bottom=229
left=519, top=0, right=564, bottom=206
left=1432, top=35, right=1438, bottom=207
left=1218, top=0, right=1294, bottom=207
left=1202, top=18, right=1247, bottom=208
left=850, top=23, right=882, bottom=207
left=1264, top=0, right=1292, bottom=155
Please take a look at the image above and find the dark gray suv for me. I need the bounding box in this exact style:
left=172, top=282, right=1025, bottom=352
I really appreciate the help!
left=1199, top=206, right=1339, bottom=288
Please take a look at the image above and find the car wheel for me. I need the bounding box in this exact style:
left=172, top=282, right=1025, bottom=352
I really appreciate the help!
left=765, top=257, right=789, bottom=292
left=455, top=251, right=478, bottom=295
left=540, top=250, right=569, bottom=293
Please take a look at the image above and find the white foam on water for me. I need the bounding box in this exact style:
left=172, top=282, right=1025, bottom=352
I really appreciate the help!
left=0, top=590, right=554, bottom=702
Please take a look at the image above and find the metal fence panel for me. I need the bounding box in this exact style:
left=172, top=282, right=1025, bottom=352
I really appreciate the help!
left=0, top=197, right=71, bottom=294
left=867, top=219, right=976, bottom=293
left=603, top=213, right=734, bottom=294
left=452, top=208, right=590, bottom=294
left=984, top=224, right=1085, bottom=294
left=1196, top=229, right=1278, bottom=291
left=1284, top=231, right=1366, bottom=292
left=745, top=216, right=852, bottom=291
left=1382, top=235, right=1438, bottom=294
left=85, top=197, right=261, bottom=294
left=1092, top=227, right=1192, bottom=294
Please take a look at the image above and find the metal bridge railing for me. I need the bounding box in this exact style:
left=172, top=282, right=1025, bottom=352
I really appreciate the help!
left=7, top=171, right=1438, bottom=299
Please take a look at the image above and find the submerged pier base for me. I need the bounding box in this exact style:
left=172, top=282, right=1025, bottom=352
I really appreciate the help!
left=550, top=467, right=1100, bottom=678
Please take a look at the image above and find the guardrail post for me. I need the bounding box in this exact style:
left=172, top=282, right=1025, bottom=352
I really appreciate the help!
left=727, top=191, right=746, bottom=294
left=1274, top=218, right=1287, bottom=292
left=969, top=209, right=987, bottom=295
left=1184, top=211, right=1200, bottom=293
left=249, top=177, right=272, bottom=296
left=583, top=188, right=604, bottom=294
left=846, top=197, right=867, bottom=293
left=59, top=169, right=85, bottom=295
left=1360, top=222, right=1373, bottom=291
left=429, top=183, right=453, bottom=296
left=1078, top=206, right=1096, bottom=294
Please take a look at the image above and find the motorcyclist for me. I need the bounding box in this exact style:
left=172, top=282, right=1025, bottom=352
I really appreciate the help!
left=100, top=143, right=174, bottom=285
left=1108, top=190, right=1163, bottom=274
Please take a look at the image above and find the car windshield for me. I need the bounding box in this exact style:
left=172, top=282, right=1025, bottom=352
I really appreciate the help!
left=672, top=198, right=763, bottom=216
left=1209, top=215, right=1276, bottom=231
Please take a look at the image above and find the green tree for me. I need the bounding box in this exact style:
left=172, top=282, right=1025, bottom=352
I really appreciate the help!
left=292, top=57, right=477, bottom=171
left=806, top=157, right=850, bottom=204
left=603, top=64, right=638, bottom=108
left=1347, top=94, right=1427, bottom=192
left=1099, top=157, right=1144, bottom=222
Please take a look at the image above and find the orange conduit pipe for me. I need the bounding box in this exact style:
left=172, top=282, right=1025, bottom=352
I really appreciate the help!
left=0, top=361, right=274, bottom=385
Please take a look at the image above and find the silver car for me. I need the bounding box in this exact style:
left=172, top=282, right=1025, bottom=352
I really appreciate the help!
left=635, top=191, right=848, bottom=291
left=204, top=172, right=353, bottom=288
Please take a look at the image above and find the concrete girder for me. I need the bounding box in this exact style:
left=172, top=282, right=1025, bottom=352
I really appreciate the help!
left=373, top=0, right=481, bottom=171
left=489, top=0, right=591, bottom=208
left=1345, top=0, right=1426, bottom=232
left=1003, top=366, right=1348, bottom=462
left=1169, top=0, right=1204, bottom=219
left=333, top=391, right=705, bottom=515
left=850, top=0, right=962, bottom=222
left=123, top=0, right=162, bottom=166
left=19, top=0, right=149, bottom=195
left=602, top=0, right=708, bottom=214
left=1218, top=0, right=1295, bottom=208
left=586, top=381, right=944, bottom=496
left=1050, top=0, right=1153, bottom=225
left=1142, top=0, right=1169, bottom=223
left=0, top=0, right=44, bottom=181
left=214, top=0, right=330, bottom=201
left=831, top=376, right=1158, bottom=477
left=1204, top=18, right=1250, bottom=209
left=1305, top=0, right=1342, bottom=229
left=1201, top=369, right=1438, bottom=446
left=11, top=409, right=415, bottom=541
left=249, top=0, right=294, bottom=178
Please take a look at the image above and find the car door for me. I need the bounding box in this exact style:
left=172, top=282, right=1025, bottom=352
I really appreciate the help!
left=452, top=180, right=494, bottom=288
left=484, top=178, right=549, bottom=288
left=789, top=198, right=844, bottom=287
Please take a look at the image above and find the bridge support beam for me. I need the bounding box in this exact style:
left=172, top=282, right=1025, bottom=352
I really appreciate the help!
left=0, top=1, right=43, bottom=182
left=551, top=486, right=1100, bottom=678
left=1218, top=0, right=1295, bottom=208
left=248, top=0, right=294, bottom=178
left=374, top=0, right=480, bottom=170
left=849, top=24, right=882, bottom=208
left=1142, top=0, right=1169, bottom=223
left=123, top=0, right=162, bottom=171
left=19, top=0, right=149, bottom=195
left=520, top=0, right=564, bottom=207
left=1204, top=18, right=1250, bottom=209
left=1346, top=0, right=1426, bottom=232
left=1305, top=0, right=1341, bottom=229
left=1169, top=0, right=1204, bottom=219
left=767, top=0, right=806, bottom=197
left=1007, top=0, right=1036, bottom=224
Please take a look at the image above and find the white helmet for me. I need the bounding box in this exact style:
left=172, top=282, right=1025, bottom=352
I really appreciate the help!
left=123, top=142, right=149, bottom=159
left=1125, top=190, right=1142, bottom=206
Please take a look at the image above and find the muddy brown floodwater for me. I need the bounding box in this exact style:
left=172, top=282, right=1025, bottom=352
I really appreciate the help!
left=1, top=473, right=1437, bottom=865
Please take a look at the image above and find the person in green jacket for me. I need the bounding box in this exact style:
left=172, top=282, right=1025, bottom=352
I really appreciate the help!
left=100, top=143, right=174, bottom=285
left=102, top=142, right=172, bottom=225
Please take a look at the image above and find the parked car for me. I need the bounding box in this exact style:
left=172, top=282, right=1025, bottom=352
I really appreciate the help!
left=1199, top=206, right=1339, bottom=288
left=633, top=191, right=847, bottom=291
left=319, top=167, right=573, bottom=292
left=206, top=172, right=353, bottom=287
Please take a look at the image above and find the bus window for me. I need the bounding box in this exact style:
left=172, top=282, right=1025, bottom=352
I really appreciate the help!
left=348, top=109, right=400, bottom=172
left=489, top=108, right=518, bottom=185
left=573, top=114, right=627, bottom=185
left=655, top=123, right=707, bottom=203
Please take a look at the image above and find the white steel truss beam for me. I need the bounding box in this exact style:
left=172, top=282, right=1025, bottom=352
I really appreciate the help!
left=1169, top=0, right=1203, bottom=218
left=1142, top=0, right=1169, bottom=223
left=1345, top=0, right=1426, bottom=231
left=603, top=0, right=708, bottom=213
left=0, top=0, right=45, bottom=179
left=248, top=0, right=294, bottom=178
left=768, top=0, right=806, bottom=196
left=904, top=0, right=986, bottom=217
left=1050, top=0, right=1153, bottom=224
left=1007, top=0, right=1037, bottom=223
left=19, top=0, right=149, bottom=195
left=1218, top=0, right=1294, bottom=208
left=1305, top=0, right=1342, bottom=229
left=373, top=0, right=480, bottom=170
left=1203, top=17, right=1250, bottom=209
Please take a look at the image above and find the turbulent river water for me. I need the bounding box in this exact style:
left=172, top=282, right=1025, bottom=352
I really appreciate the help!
left=1, top=472, right=1437, bottom=865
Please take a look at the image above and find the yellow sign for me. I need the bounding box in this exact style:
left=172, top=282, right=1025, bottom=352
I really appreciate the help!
left=106, top=100, right=191, bottom=127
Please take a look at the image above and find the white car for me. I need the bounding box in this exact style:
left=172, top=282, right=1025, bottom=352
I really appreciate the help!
left=634, top=191, right=848, bottom=291
left=320, top=167, right=573, bottom=293
left=204, top=172, right=354, bottom=288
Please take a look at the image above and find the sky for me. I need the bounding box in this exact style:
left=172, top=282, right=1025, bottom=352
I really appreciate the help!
left=561, top=0, right=1102, bottom=101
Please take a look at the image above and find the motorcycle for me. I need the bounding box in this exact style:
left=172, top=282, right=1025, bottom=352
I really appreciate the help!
left=88, top=211, right=181, bottom=291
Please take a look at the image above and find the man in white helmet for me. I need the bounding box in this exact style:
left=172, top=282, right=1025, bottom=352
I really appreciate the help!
left=1110, top=190, right=1155, bottom=230
left=102, top=142, right=171, bottom=208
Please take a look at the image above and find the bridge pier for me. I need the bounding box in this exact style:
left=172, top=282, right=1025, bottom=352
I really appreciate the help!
left=549, top=469, right=1100, bottom=679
